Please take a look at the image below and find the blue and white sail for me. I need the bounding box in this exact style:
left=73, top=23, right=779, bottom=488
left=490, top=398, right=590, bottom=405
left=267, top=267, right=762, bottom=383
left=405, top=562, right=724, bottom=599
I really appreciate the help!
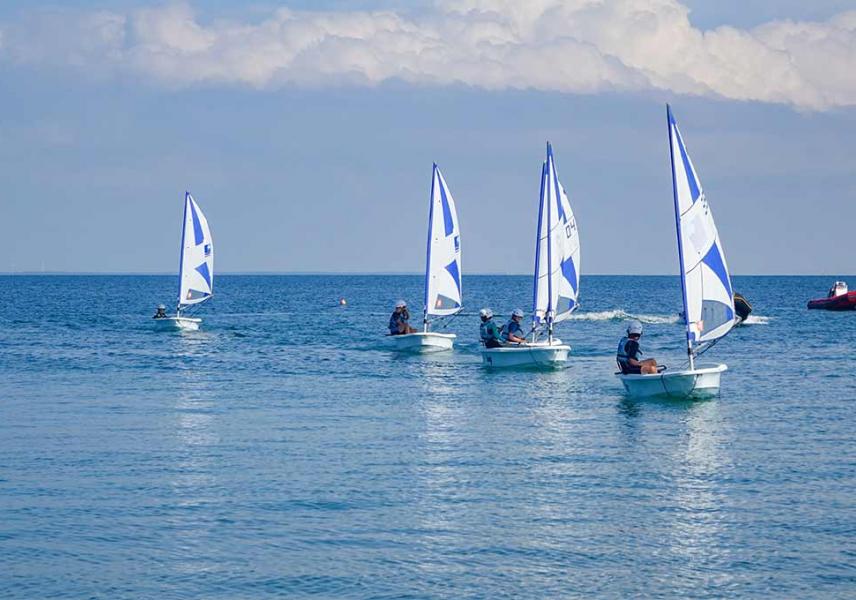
left=667, top=106, right=734, bottom=348
left=177, top=192, right=214, bottom=309
left=532, top=143, right=581, bottom=331
left=423, top=164, right=462, bottom=319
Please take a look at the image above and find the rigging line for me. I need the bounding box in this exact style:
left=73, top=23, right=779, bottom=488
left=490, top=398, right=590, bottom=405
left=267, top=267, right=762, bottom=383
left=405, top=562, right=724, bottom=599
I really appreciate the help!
left=660, top=372, right=698, bottom=398
left=435, top=309, right=462, bottom=330
left=694, top=336, right=722, bottom=358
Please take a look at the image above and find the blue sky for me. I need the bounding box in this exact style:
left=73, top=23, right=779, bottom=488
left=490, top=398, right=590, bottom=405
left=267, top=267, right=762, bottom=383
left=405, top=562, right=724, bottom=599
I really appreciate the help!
left=0, top=1, right=854, bottom=275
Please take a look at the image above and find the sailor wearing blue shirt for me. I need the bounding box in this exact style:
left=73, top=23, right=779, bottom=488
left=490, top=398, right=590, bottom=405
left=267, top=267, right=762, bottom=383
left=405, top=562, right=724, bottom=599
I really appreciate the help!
left=502, top=308, right=528, bottom=344
left=617, top=320, right=658, bottom=374
left=479, top=308, right=503, bottom=348
left=389, top=300, right=416, bottom=335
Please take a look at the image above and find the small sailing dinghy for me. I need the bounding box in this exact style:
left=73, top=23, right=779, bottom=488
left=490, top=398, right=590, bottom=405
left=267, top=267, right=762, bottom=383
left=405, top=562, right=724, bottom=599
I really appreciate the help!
left=618, top=106, right=735, bottom=399
left=391, top=164, right=462, bottom=352
left=153, top=192, right=214, bottom=331
left=482, top=143, right=580, bottom=368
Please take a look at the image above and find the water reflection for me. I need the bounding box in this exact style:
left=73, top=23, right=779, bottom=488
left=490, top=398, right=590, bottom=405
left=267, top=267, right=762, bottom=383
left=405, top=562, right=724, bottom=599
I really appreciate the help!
left=616, top=396, right=735, bottom=590
left=167, top=371, right=222, bottom=575
left=668, top=401, right=732, bottom=577
left=412, top=359, right=471, bottom=583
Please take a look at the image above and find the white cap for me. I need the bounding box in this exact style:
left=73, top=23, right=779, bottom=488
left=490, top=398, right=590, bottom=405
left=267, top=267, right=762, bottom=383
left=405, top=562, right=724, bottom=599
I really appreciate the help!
left=157, top=304, right=165, bottom=310
left=395, top=300, right=407, bottom=308
left=512, top=308, right=525, bottom=318
left=480, top=308, right=493, bottom=318
left=627, top=320, right=643, bottom=335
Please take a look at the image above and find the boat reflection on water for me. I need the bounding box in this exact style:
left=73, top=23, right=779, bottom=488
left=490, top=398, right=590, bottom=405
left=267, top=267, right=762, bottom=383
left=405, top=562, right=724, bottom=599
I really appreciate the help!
left=618, top=396, right=735, bottom=592
left=667, top=401, right=734, bottom=590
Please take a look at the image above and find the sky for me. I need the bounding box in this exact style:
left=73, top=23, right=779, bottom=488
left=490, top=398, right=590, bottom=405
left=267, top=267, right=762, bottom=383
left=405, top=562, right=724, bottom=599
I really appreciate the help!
left=0, top=0, right=854, bottom=275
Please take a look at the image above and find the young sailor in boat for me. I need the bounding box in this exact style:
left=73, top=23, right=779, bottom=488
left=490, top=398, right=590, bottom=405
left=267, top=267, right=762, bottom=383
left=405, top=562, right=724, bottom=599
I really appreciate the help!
left=153, top=304, right=168, bottom=319
left=617, top=320, right=658, bottom=375
left=388, top=300, right=416, bottom=335
left=502, top=309, right=528, bottom=344
left=479, top=308, right=504, bottom=348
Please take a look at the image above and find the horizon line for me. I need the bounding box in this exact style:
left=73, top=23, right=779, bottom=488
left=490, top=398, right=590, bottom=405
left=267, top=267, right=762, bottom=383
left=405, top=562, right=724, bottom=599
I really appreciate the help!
left=0, top=271, right=850, bottom=277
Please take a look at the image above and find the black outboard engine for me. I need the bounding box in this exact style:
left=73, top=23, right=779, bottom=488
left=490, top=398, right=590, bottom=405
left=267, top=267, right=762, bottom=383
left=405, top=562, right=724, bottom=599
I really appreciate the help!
left=733, top=293, right=752, bottom=323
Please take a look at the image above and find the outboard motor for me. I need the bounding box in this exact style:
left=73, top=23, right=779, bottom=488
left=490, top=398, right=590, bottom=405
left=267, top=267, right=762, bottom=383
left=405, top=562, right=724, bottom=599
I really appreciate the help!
left=733, top=293, right=752, bottom=323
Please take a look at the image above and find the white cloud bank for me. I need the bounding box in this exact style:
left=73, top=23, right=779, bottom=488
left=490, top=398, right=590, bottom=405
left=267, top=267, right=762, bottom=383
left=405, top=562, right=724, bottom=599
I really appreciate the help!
left=1, top=1, right=854, bottom=110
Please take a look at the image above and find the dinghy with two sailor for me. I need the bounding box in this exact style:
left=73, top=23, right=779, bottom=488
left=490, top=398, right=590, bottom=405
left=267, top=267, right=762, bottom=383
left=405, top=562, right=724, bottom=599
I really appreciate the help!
left=481, top=143, right=580, bottom=368
left=390, top=164, right=462, bottom=352
left=153, top=192, right=214, bottom=331
left=618, top=106, right=735, bottom=399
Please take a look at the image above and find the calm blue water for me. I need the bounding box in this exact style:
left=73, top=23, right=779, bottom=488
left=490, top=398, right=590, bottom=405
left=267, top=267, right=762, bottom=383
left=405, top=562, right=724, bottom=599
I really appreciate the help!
left=1, top=275, right=854, bottom=599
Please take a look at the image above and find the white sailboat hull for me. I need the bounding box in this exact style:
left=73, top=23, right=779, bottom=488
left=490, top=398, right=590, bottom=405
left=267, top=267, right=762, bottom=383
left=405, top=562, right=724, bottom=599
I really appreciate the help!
left=481, top=339, right=570, bottom=368
left=391, top=332, right=456, bottom=353
left=617, top=364, right=727, bottom=399
left=153, top=316, right=202, bottom=331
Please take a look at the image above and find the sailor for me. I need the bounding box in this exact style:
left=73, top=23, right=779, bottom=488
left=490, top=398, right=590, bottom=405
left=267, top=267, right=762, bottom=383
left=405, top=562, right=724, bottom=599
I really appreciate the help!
left=388, top=300, right=416, bottom=335
left=153, top=304, right=168, bottom=319
left=502, top=308, right=528, bottom=344
left=617, top=320, right=658, bottom=375
left=479, top=308, right=504, bottom=348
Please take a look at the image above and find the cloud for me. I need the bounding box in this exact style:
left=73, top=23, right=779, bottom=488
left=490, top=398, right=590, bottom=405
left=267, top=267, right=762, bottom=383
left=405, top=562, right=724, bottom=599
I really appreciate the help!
left=0, top=1, right=854, bottom=110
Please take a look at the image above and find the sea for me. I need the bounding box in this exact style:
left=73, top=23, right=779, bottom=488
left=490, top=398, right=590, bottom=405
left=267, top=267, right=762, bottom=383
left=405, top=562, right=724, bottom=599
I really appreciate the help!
left=0, top=274, right=853, bottom=599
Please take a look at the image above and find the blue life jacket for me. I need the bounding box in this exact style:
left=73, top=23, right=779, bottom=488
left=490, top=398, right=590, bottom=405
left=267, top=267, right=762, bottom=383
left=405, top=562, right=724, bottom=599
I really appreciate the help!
left=389, top=311, right=407, bottom=334
left=502, top=319, right=523, bottom=342
left=616, top=336, right=641, bottom=373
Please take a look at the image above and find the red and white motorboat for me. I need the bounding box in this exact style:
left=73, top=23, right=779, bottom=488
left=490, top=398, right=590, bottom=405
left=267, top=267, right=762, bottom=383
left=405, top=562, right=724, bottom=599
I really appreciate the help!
left=807, top=281, right=856, bottom=311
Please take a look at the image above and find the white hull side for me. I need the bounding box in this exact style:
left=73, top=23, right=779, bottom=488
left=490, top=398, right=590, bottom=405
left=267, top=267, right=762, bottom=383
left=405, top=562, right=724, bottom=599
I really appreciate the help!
left=153, top=316, right=202, bottom=331
left=481, top=340, right=570, bottom=368
left=617, top=364, right=727, bottom=399
left=391, top=332, right=456, bottom=353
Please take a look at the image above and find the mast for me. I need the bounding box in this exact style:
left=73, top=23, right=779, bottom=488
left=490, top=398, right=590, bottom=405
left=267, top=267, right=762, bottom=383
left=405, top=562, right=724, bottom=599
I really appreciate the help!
left=423, top=164, right=438, bottom=333
left=532, top=161, right=547, bottom=342
left=176, top=192, right=190, bottom=318
left=546, top=143, right=554, bottom=344
left=667, top=106, right=694, bottom=369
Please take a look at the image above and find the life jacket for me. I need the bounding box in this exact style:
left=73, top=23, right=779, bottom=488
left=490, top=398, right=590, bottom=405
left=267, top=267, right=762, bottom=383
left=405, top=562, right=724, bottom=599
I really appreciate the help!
left=616, top=336, right=634, bottom=372
left=389, top=312, right=404, bottom=334
left=480, top=319, right=500, bottom=342
left=502, top=319, right=522, bottom=341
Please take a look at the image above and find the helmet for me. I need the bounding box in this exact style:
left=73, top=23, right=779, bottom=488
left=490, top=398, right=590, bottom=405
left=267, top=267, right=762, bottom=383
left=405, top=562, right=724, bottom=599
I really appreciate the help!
left=395, top=300, right=407, bottom=308
left=512, top=308, right=525, bottom=318
left=627, top=320, right=643, bottom=336
left=479, top=308, right=493, bottom=319
left=157, top=304, right=166, bottom=310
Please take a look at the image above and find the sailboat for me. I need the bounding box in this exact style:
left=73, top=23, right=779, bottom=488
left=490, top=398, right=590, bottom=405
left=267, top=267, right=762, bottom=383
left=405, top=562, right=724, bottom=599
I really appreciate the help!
left=154, top=192, right=214, bottom=331
left=481, top=143, right=580, bottom=368
left=618, top=106, right=734, bottom=398
left=391, top=164, right=462, bottom=352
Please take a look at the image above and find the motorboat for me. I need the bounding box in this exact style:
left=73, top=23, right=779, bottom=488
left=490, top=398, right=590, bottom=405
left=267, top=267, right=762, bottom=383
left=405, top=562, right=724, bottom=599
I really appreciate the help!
left=807, top=281, right=856, bottom=311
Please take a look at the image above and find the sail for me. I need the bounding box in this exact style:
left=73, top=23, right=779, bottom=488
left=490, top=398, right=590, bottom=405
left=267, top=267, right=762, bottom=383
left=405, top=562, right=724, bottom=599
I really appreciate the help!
left=178, top=192, right=214, bottom=307
left=532, top=143, right=581, bottom=327
left=667, top=106, right=734, bottom=347
left=424, top=164, right=462, bottom=317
